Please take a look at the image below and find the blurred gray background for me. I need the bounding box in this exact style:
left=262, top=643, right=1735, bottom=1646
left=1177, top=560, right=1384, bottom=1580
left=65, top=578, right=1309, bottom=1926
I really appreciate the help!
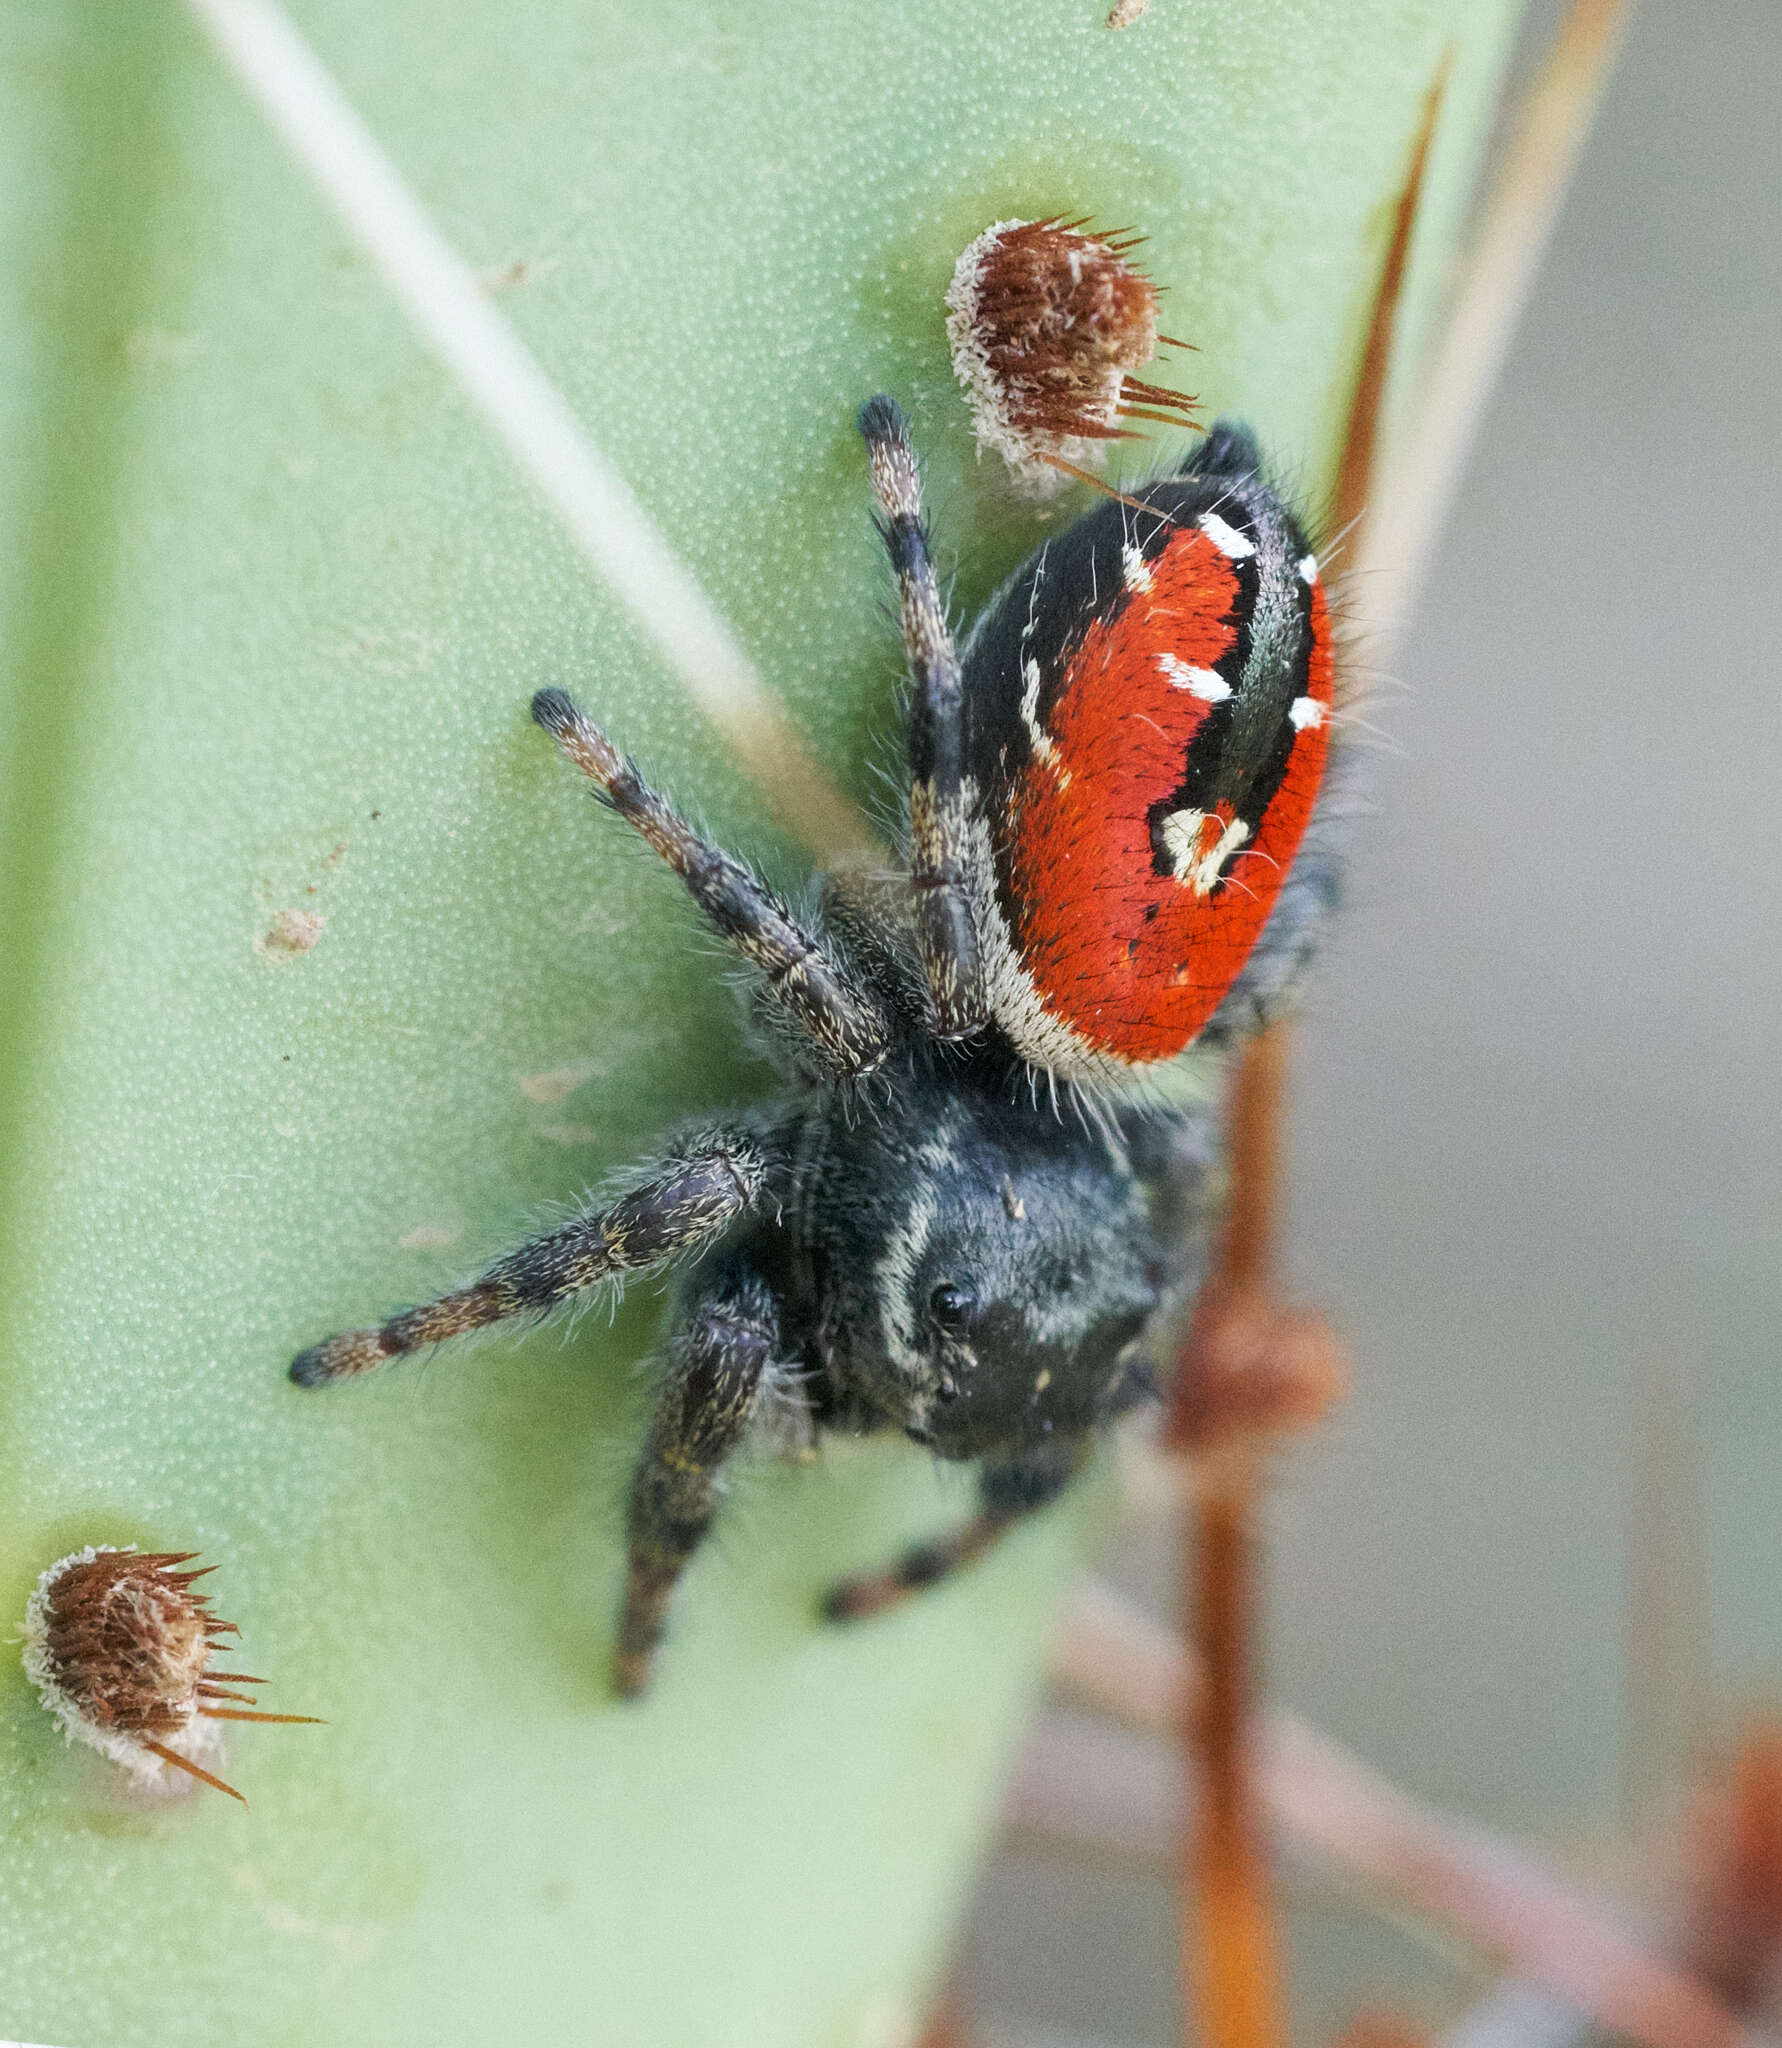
left=960, top=1, right=1782, bottom=2040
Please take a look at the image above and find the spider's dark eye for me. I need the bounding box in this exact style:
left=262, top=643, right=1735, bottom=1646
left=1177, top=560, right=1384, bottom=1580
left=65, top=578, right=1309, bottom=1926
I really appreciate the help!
left=928, top=1282, right=973, bottom=1331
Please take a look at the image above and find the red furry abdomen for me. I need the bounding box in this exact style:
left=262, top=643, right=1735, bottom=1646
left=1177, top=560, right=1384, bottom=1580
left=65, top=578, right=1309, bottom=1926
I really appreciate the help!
left=1006, top=527, right=1333, bottom=1064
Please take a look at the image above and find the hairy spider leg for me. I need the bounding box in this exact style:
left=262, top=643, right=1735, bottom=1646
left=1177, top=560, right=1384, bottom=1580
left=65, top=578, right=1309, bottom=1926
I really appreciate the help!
left=531, top=688, right=892, bottom=1082
left=616, top=1253, right=784, bottom=1696
left=288, top=1128, right=770, bottom=1386
left=858, top=397, right=987, bottom=1041
left=822, top=1441, right=1087, bottom=1622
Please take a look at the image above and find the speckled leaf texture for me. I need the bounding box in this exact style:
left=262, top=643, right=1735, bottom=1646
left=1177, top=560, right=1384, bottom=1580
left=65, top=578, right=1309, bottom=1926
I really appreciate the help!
left=0, top=3, right=1519, bottom=2043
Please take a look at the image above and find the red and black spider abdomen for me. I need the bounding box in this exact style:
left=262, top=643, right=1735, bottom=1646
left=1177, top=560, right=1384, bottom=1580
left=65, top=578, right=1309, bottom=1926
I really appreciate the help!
left=962, top=423, right=1334, bottom=1078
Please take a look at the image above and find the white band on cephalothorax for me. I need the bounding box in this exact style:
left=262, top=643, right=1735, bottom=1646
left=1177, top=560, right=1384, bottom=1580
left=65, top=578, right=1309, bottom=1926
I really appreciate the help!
left=874, top=1115, right=967, bottom=1378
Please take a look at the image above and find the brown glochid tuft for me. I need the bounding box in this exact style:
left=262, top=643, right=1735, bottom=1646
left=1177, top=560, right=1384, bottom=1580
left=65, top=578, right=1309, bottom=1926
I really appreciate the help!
left=945, top=216, right=1198, bottom=495
left=21, top=1545, right=319, bottom=1804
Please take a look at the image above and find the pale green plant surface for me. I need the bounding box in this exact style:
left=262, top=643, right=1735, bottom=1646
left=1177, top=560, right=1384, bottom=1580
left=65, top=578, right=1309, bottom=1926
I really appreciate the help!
left=0, top=3, right=1519, bottom=2043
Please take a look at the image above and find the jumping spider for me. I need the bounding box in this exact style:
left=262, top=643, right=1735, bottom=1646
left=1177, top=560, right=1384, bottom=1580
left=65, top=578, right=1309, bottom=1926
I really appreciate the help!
left=291, top=397, right=1341, bottom=1695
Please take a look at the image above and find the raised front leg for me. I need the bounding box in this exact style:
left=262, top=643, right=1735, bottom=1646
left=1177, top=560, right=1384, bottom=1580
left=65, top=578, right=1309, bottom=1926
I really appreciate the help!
left=616, top=1254, right=785, bottom=1696
left=822, top=1441, right=1087, bottom=1623
left=858, top=397, right=986, bottom=1041
left=290, top=1125, right=769, bottom=1386
left=532, top=688, right=891, bottom=1082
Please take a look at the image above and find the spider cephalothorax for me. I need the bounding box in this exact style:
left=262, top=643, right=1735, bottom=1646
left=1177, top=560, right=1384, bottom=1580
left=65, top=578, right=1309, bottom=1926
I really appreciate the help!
left=290, top=398, right=1341, bottom=1694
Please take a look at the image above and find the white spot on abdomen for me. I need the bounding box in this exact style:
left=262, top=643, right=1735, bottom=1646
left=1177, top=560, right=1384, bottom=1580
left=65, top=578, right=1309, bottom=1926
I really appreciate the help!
left=1121, top=544, right=1153, bottom=594
left=1288, top=695, right=1326, bottom=730
left=1298, top=552, right=1319, bottom=584
left=1199, top=513, right=1255, bottom=560
left=1161, top=808, right=1251, bottom=895
left=1159, top=807, right=1205, bottom=874
left=1158, top=654, right=1230, bottom=702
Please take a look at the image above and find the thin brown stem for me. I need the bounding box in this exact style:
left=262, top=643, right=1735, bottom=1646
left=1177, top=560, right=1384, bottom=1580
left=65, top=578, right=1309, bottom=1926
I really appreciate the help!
left=1331, top=51, right=1452, bottom=551
left=1170, top=1018, right=1297, bottom=2048
left=1357, top=0, right=1632, bottom=652
left=1219, top=1021, right=1292, bottom=1301
left=1186, top=1479, right=1286, bottom=2048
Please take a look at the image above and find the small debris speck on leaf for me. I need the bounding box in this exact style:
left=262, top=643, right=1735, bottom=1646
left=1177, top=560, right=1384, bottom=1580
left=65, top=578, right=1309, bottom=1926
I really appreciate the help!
left=518, top=1061, right=598, bottom=1106
left=399, top=1222, right=463, bottom=1251
left=257, top=907, right=326, bottom=960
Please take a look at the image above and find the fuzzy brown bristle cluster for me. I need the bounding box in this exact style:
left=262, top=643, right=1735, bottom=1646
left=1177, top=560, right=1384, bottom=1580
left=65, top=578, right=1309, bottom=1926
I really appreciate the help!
left=21, top=1545, right=317, bottom=1803
left=945, top=216, right=1198, bottom=495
